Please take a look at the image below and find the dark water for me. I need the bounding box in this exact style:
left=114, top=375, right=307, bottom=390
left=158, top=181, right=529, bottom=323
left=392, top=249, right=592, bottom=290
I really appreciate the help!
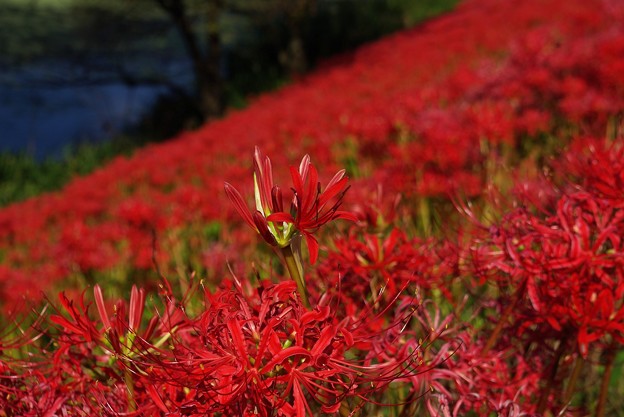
left=0, top=76, right=168, bottom=160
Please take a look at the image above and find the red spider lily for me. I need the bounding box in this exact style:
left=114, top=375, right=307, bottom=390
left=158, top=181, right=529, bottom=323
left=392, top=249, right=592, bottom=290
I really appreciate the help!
left=421, top=332, right=544, bottom=416
left=42, top=284, right=188, bottom=414
left=127, top=278, right=425, bottom=416
left=225, top=147, right=357, bottom=264
left=350, top=184, right=402, bottom=231
left=475, top=191, right=624, bottom=357
left=49, top=290, right=102, bottom=344
left=560, top=137, right=624, bottom=203
left=3, top=290, right=152, bottom=415
left=311, top=225, right=456, bottom=321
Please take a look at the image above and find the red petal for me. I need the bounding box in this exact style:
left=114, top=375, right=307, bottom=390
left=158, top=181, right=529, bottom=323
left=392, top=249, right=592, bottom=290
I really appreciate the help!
left=527, top=278, right=542, bottom=312
left=326, top=169, right=346, bottom=189
left=546, top=315, right=562, bottom=331
left=317, top=177, right=348, bottom=209
left=224, top=182, right=256, bottom=229
left=129, top=285, right=145, bottom=331
left=290, top=166, right=305, bottom=197
left=341, top=328, right=354, bottom=347
left=272, top=186, right=284, bottom=212
left=50, top=315, right=85, bottom=337
left=227, top=318, right=250, bottom=366
left=383, top=228, right=403, bottom=253
left=254, top=147, right=274, bottom=211
left=333, top=210, right=358, bottom=223
left=253, top=211, right=278, bottom=246
left=267, top=212, right=295, bottom=224
left=259, top=347, right=310, bottom=373
left=304, top=164, right=319, bottom=212
left=598, top=289, right=614, bottom=318
left=305, top=233, right=320, bottom=264
left=146, top=385, right=169, bottom=412
left=311, top=324, right=336, bottom=357
left=293, top=381, right=307, bottom=417
left=298, top=154, right=311, bottom=179
left=93, top=284, right=111, bottom=330
left=42, top=397, right=65, bottom=417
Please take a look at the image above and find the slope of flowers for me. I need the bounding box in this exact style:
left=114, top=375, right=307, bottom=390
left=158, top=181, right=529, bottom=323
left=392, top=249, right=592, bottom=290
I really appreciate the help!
left=1, top=0, right=624, bottom=415
left=0, top=0, right=615, bottom=305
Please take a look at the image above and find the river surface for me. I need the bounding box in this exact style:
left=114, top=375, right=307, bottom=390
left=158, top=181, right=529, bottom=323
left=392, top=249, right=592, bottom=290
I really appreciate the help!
left=0, top=75, right=170, bottom=160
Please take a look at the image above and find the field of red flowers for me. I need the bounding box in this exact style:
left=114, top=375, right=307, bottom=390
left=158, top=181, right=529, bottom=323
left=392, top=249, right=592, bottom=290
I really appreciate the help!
left=1, top=0, right=624, bottom=415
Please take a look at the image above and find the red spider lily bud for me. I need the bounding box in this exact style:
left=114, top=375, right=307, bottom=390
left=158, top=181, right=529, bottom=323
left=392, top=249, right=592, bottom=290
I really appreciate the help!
left=143, top=316, right=160, bottom=342
left=94, top=284, right=111, bottom=330
left=108, top=327, right=122, bottom=353
left=252, top=211, right=278, bottom=246
left=254, top=146, right=274, bottom=213
left=128, top=285, right=145, bottom=331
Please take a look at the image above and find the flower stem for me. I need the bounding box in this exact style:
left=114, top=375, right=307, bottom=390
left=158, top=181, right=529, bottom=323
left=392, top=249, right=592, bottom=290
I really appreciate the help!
left=563, top=354, right=583, bottom=407
left=418, top=197, right=431, bottom=235
left=483, top=281, right=525, bottom=355
left=124, top=365, right=137, bottom=412
left=282, top=245, right=309, bottom=308
left=537, top=340, right=566, bottom=414
left=596, top=341, right=617, bottom=417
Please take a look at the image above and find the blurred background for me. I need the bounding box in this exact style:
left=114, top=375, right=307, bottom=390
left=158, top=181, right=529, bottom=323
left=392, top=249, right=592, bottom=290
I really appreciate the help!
left=0, top=0, right=457, bottom=206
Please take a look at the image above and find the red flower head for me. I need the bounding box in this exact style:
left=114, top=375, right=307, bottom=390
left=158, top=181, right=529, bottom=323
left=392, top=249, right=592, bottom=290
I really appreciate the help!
left=225, top=147, right=357, bottom=264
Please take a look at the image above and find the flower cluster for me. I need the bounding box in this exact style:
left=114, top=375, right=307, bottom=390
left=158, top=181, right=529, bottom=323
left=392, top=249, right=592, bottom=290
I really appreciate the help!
left=140, top=280, right=424, bottom=416
left=0, top=278, right=426, bottom=416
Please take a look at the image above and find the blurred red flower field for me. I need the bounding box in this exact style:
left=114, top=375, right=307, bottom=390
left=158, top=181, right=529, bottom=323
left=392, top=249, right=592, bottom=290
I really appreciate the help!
left=1, top=0, right=624, bottom=415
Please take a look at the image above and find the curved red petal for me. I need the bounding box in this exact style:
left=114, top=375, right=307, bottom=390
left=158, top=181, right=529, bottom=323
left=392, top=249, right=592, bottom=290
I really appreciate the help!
left=93, top=284, right=111, bottom=330
left=224, top=182, right=256, bottom=229
left=253, top=211, right=278, bottom=246
left=333, top=210, right=359, bottom=223
left=267, top=212, right=295, bottom=224
left=305, top=233, right=320, bottom=264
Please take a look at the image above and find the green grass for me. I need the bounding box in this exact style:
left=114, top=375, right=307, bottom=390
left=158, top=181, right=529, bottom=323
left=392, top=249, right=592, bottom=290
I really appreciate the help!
left=0, top=137, right=144, bottom=207
left=390, top=0, right=461, bottom=26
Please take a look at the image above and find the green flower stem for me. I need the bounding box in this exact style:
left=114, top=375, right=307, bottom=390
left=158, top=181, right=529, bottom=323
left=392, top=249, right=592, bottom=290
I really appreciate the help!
left=121, top=334, right=137, bottom=412
left=124, top=364, right=137, bottom=412
left=282, top=245, right=309, bottom=308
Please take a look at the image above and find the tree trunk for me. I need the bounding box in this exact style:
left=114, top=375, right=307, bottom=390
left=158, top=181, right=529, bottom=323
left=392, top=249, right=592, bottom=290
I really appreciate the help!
left=282, top=33, right=307, bottom=76
left=279, top=0, right=315, bottom=77
left=196, top=0, right=223, bottom=119
left=154, top=0, right=224, bottom=120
